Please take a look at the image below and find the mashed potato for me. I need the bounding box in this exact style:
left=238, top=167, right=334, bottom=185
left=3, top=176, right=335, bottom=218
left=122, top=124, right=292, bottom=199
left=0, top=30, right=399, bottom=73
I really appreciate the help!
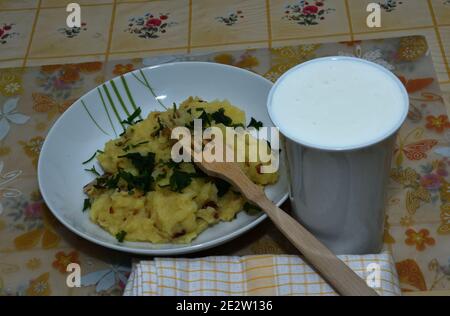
left=84, top=97, right=278, bottom=243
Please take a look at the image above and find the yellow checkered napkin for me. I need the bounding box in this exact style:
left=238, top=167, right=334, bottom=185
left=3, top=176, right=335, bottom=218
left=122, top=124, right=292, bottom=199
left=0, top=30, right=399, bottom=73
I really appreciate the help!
left=124, top=253, right=401, bottom=296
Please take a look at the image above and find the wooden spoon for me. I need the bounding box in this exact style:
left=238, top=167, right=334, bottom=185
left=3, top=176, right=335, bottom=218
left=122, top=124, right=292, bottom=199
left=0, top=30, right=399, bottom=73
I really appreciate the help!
left=195, top=158, right=379, bottom=296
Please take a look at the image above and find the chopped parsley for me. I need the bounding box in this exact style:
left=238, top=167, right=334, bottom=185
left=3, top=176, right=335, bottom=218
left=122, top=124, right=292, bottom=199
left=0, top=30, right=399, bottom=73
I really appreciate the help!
left=172, top=102, right=178, bottom=118
left=82, top=198, right=91, bottom=212
left=152, top=117, right=165, bottom=137
left=165, top=159, right=181, bottom=170
left=185, top=119, right=195, bottom=129
left=84, top=165, right=100, bottom=176
left=121, top=108, right=142, bottom=126
left=243, top=202, right=262, bottom=215
left=83, top=150, right=104, bottom=164
left=169, top=170, right=193, bottom=192
left=211, top=108, right=232, bottom=126
left=82, top=152, right=97, bottom=165
left=116, top=169, right=153, bottom=193
left=123, top=141, right=149, bottom=152
left=115, top=152, right=156, bottom=193
left=193, top=164, right=207, bottom=178
left=90, top=152, right=157, bottom=193
left=115, top=230, right=127, bottom=243
left=95, top=170, right=153, bottom=193
left=118, top=152, right=155, bottom=174
left=167, top=163, right=206, bottom=192
left=94, top=174, right=120, bottom=190
left=193, top=108, right=234, bottom=128
left=155, top=171, right=167, bottom=182
left=215, top=178, right=231, bottom=197
left=198, top=110, right=211, bottom=127
left=247, top=117, right=263, bottom=130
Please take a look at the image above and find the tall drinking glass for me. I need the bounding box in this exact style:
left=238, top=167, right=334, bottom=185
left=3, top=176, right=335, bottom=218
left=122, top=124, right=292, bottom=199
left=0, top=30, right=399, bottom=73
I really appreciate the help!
left=267, top=56, right=409, bottom=254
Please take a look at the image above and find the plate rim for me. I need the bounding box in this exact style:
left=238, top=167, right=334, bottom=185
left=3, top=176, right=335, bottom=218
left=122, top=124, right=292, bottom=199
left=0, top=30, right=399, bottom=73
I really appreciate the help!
left=37, top=61, right=288, bottom=255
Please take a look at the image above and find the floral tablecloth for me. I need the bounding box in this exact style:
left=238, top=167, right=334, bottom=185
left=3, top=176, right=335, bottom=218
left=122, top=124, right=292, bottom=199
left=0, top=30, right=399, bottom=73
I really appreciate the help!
left=0, top=36, right=449, bottom=296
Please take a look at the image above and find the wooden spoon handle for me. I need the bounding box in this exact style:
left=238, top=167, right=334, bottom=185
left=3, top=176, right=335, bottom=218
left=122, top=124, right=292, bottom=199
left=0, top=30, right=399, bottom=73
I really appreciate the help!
left=194, top=155, right=378, bottom=295
left=237, top=176, right=378, bottom=296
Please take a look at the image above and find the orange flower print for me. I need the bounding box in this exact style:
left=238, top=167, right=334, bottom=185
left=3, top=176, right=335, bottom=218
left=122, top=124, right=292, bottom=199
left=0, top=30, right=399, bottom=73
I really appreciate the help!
left=113, top=63, right=134, bottom=76
left=59, top=65, right=80, bottom=83
left=26, top=272, right=51, bottom=296
left=77, top=61, right=102, bottom=73
left=40, top=62, right=102, bottom=84
left=405, top=228, right=435, bottom=251
left=214, top=53, right=234, bottom=65
left=19, top=136, right=45, bottom=167
left=41, top=64, right=63, bottom=73
left=395, top=259, right=427, bottom=292
left=235, top=55, right=259, bottom=69
left=397, top=36, right=428, bottom=62
left=214, top=52, right=259, bottom=70
left=52, top=251, right=79, bottom=273
left=426, top=115, right=450, bottom=133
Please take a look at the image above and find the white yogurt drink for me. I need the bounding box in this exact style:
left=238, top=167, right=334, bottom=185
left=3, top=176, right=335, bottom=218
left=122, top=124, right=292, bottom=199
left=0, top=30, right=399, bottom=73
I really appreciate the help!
left=268, top=57, right=408, bottom=150
left=268, top=56, right=409, bottom=254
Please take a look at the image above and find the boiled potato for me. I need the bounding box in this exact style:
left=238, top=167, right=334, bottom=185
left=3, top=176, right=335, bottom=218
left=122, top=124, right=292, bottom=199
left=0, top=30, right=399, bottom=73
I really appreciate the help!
left=86, top=97, right=278, bottom=243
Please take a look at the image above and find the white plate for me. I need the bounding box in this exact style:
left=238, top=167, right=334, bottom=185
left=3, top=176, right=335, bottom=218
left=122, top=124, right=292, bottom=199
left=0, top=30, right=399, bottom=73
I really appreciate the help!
left=38, top=62, right=289, bottom=255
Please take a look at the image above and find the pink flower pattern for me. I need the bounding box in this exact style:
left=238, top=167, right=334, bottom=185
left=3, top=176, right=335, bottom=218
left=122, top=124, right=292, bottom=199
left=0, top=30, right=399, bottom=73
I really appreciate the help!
left=283, top=1, right=335, bottom=26
left=125, top=13, right=176, bottom=39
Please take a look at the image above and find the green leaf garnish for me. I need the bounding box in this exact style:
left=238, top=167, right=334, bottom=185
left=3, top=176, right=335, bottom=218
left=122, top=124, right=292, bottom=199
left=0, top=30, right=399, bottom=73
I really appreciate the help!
left=85, top=165, right=100, bottom=176
left=123, top=141, right=149, bottom=152
left=165, top=159, right=181, bottom=170
left=170, top=170, right=193, bottom=192
left=198, top=110, right=211, bottom=127
left=243, top=202, right=262, bottom=215
left=211, top=108, right=232, bottom=126
left=152, top=117, right=165, bottom=137
left=82, top=150, right=104, bottom=164
left=117, top=169, right=154, bottom=193
left=96, top=170, right=153, bottom=193
left=247, top=117, right=263, bottom=130
left=215, top=178, right=231, bottom=197
left=121, top=108, right=142, bottom=126
left=155, top=171, right=167, bottom=182
left=82, top=152, right=97, bottom=165
left=172, top=102, right=177, bottom=118
left=94, top=174, right=120, bottom=190
left=192, top=164, right=207, bottom=178
left=82, top=198, right=91, bottom=212
left=118, top=152, right=155, bottom=174
left=115, top=230, right=127, bottom=243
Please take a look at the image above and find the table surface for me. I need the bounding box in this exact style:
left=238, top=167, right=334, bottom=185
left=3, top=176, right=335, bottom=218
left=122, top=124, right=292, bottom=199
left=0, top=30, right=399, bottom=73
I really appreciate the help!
left=0, top=0, right=449, bottom=296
